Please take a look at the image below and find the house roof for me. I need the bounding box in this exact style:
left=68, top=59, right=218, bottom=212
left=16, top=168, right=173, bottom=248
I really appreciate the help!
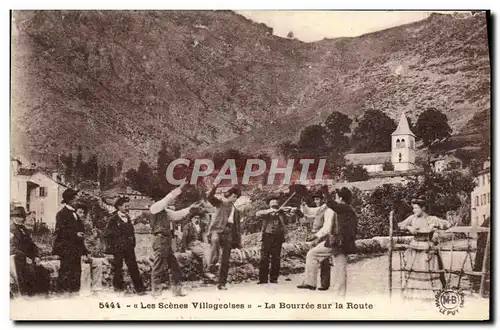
left=27, top=170, right=69, bottom=188
left=333, top=176, right=409, bottom=192
left=392, top=112, right=415, bottom=137
left=102, top=185, right=145, bottom=198
left=17, top=168, right=37, bottom=176
left=430, top=154, right=462, bottom=163
left=344, top=152, right=392, bottom=166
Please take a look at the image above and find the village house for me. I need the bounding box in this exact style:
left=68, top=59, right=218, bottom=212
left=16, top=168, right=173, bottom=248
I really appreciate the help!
left=344, top=112, right=416, bottom=173
left=430, top=154, right=463, bottom=173
left=10, top=158, right=69, bottom=229
left=102, top=184, right=153, bottom=220
left=471, top=159, right=491, bottom=228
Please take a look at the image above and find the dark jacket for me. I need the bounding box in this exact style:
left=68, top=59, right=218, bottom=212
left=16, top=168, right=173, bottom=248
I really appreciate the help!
left=207, top=194, right=242, bottom=249
left=10, top=223, right=39, bottom=259
left=52, top=207, right=88, bottom=257
left=257, top=210, right=287, bottom=242
left=103, top=212, right=136, bottom=254
left=326, top=201, right=358, bottom=254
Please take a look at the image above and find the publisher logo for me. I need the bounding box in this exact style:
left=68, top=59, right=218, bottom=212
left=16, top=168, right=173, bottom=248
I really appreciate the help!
left=435, top=287, right=464, bottom=315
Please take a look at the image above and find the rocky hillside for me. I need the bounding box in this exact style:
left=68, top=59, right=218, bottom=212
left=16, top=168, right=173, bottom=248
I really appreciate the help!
left=11, top=11, right=490, bottom=168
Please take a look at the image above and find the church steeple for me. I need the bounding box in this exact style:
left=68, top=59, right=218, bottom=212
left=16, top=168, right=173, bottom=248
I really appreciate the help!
left=391, top=112, right=416, bottom=171
left=392, top=112, right=415, bottom=137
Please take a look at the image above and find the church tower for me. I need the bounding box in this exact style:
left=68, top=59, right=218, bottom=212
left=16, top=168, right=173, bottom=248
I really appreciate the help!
left=391, top=112, right=415, bottom=171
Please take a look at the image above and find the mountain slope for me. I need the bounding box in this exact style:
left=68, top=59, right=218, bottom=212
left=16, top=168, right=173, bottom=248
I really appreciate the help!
left=11, top=11, right=490, bottom=168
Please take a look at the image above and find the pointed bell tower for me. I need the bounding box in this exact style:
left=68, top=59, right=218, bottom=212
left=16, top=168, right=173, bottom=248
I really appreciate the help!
left=391, top=112, right=416, bottom=171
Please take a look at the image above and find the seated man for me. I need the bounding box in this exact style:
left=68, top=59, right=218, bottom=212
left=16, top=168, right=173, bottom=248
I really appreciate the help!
left=10, top=206, right=50, bottom=297
left=179, top=209, right=211, bottom=278
left=74, top=204, right=105, bottom=295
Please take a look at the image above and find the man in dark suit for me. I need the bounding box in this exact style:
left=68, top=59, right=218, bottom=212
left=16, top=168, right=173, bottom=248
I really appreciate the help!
left=10, top=206, right=50, bottom=297
left=255, top=199, right=288, bottom=284
left=206, top=184, right=243, bottom=290
left=52, top=188, right=89, bottom=295
left=104, top=197, right=146, bottom=295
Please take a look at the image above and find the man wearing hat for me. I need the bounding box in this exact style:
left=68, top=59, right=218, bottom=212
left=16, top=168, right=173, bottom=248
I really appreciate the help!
left=104, top=196, right=146, bottom=295
left=205, top=183, right=243, bottom=290
left=255, top=198, right=289, bottom=284
left=10, top=206, right=48, bottom=296
left=52, top=188, right=89, bottom=295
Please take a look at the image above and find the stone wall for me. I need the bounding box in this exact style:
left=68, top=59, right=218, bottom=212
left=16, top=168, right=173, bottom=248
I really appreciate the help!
left=39, top=236, right=413, bottom=292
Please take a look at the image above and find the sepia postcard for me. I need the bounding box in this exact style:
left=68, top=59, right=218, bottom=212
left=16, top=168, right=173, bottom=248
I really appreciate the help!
left=9, top=9, right=491, bottom=321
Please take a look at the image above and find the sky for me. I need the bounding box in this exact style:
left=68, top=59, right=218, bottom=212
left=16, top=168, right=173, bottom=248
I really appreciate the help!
left=237, top=11, right=448, bottom=42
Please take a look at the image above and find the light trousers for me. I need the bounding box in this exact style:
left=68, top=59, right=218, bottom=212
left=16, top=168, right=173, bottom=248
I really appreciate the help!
left=303, top=241, right=348, bottom=297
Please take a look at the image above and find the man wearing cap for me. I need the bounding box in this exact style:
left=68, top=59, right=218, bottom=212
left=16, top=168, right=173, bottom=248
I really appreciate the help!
left=205, top=183, right=243, bottom=290
left=149, top=183, right=202, bottom=297
left=255, top=198, right=288, bottom=284
left=300, top=192, right=333, bottom=290
left=10, top=206, right=49, bottom=296
left=53, top=188, right=89, bottom=295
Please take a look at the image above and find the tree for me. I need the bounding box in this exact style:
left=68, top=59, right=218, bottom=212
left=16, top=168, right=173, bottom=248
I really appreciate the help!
left=287, top=31, right=295, bottom=39
left=414, top=108, right=452, bottom=147
left=115, top=159, right=124, bottom=176
left=63, top=153, right=73, bottom=182
left=156, top=141, right=170, bottom=182
left=125, top=169, right=140, bottom=192
left=341, top=164, right=370, bottom=182
left=325, top=152, right=346, bottom=180
left=75, top=146, right=84, bottom=183
left=278, top=140, right=298, bottom=159
left=351, top=110, right=397, bottom=153
left=86, top=155, right=99, bottom=182
left=357, top=170, right=475, bottom=238
left=98, top=166, right=107, bottom=188
left=407, top=117, right=416, bottom=133
left=324, top=111, right=352, bottom=151
left=106, top=165, right=115, bottom=186
left=297, top=124, right=328, bottom=158
left=137, top=161, right=155, bottom=196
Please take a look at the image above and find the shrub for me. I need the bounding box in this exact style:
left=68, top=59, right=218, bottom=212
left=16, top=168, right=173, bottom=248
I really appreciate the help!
left=383, top=162, right=394, bottom=171
left=342, top=164, right=370, bottom=182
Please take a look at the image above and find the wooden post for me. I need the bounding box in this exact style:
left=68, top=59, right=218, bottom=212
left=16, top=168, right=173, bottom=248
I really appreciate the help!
left=479, top=228, right=490, bottom=297
left=389, top=211, right=394, bottom=299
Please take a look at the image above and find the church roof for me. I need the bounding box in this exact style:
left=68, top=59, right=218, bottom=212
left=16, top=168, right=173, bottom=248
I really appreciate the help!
left=392, top=112, right=415, bottom=137
left=344, top=152, right=392, bottom=166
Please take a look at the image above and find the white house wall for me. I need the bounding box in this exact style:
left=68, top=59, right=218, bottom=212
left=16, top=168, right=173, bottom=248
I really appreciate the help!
left=10, top=175, right=29, bottom=209
left=471, top=171, right=491, bottom=228
left=362, top=164, right=384, bottom=173
left=27, top=172, right=64, bottom=229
